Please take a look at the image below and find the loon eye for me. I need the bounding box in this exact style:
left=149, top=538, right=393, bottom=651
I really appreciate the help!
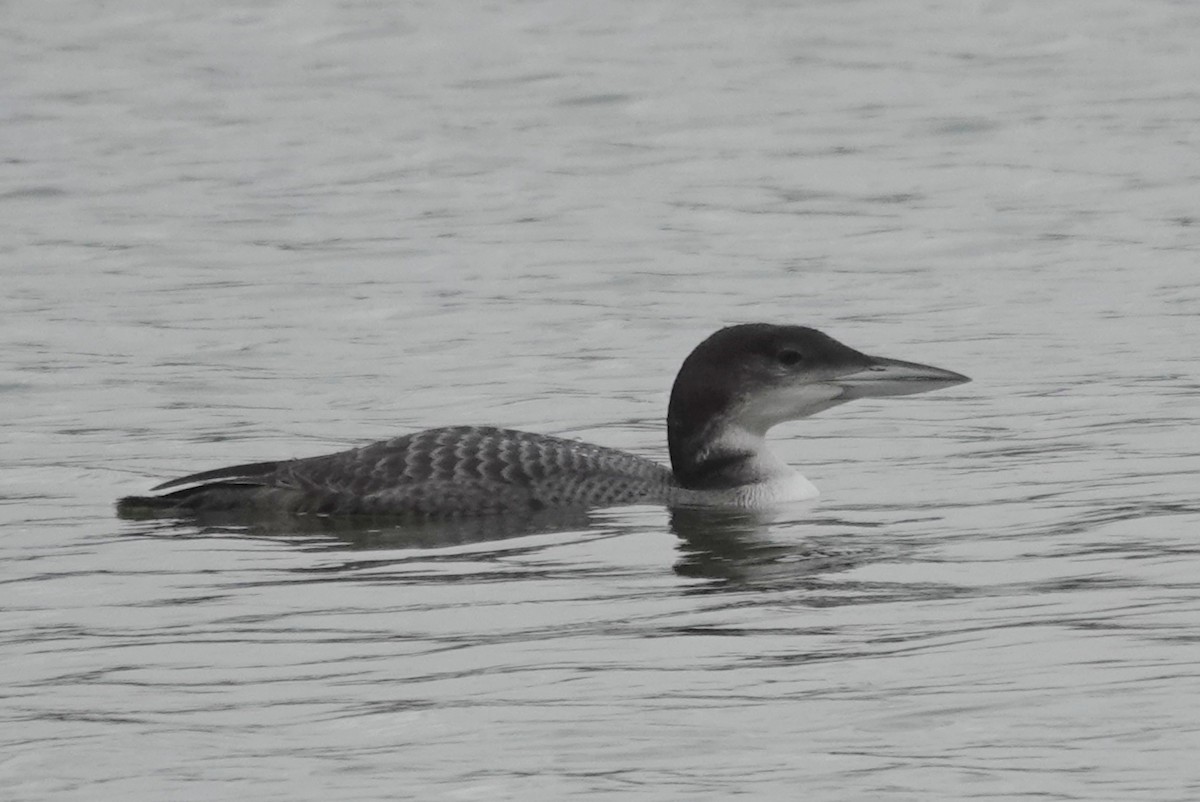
left=777, top=349, right=804, bottom=366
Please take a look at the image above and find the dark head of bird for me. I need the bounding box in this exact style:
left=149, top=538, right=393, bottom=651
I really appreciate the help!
left=666, top=324, right=969, bottom=488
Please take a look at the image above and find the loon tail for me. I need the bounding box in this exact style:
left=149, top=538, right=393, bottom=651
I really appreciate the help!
left=116, top=483, right=266, bottom=519
left=117, top=457, right=289, bottom=518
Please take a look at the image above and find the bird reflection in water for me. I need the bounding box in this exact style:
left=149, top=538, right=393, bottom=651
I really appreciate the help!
left=126, top=502, right=878, bottom=590
left=669, top=506, right=876, bottom=589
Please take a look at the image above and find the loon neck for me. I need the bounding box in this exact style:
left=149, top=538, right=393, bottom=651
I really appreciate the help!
left=665, top=347, right=792, bottom=490
left=668, top=419, right=794, bottom=490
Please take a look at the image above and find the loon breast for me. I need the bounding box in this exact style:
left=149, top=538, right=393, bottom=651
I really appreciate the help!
left=116, top=323, right=969, bottom=520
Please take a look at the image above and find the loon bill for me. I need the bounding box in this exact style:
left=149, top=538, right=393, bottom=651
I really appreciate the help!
left=117, top=323, right=969, bottom=520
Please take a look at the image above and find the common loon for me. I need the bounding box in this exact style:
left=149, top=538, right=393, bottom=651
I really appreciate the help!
left=116, top=324, right=968, bottom=519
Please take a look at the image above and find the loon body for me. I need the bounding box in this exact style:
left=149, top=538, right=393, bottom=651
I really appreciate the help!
left=117, top=324, right=968, bottom=520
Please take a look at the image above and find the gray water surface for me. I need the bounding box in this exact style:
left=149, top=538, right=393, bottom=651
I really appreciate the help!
left=4, top=2, right=1200, bottom=800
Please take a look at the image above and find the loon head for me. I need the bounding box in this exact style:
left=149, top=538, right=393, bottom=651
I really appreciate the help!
left=666, top=323, right=969, bottom=490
